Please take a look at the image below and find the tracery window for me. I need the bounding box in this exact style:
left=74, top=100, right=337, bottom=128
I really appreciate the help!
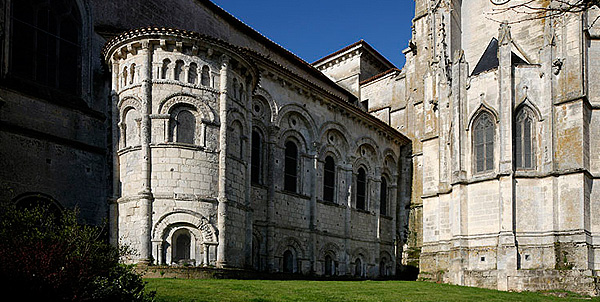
left=380, top=176, right=388, bottom=215
left=356, top=167, right=367, bottom=210
left=284, top=141, right=298, bottom=193
left=323, top=156, right=335, bottom=203
left=251, top=130, right=262, bottom=184
left=10, top=0, right=82, bottom=95
left=515, top=108, right=535, bottom=169
left=473, top=112, right=495, bottom=173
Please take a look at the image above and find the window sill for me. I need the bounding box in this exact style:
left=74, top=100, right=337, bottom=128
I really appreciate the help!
left=317, top=199, right=345, bottom=208
left=152, top=142, right=205, bottom=151
left=354, top=208, right=373, bottom=215
left=380, top=214, right=393, bottom=220
left=279, top=190, right=311, bottom=200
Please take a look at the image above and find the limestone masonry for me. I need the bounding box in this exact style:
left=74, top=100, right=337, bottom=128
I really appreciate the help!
left=1, top=0, right=600, bottom=295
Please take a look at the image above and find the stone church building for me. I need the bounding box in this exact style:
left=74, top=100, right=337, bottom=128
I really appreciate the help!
left=1, top=0, right=600, bottom=294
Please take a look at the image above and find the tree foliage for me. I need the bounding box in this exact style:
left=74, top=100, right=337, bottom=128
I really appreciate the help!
left=487, top=0, right=600, bottom=24
left=0, top=203, right=155, bottom=301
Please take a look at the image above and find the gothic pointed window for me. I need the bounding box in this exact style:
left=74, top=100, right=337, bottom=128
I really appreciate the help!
left=473, top=112, right=495, bottom=173
left=356, top=167, right=367, bottom=210
left=251, top=130, right=262, bottom=184
left=323, top=156, right=335, bottom=203
left=380, top=176, right=388, bottom=216
left=10, top=0, right=82, bottom=96
left=515, top=107, right=535, bottom=169
left=284, top=141, right=298, bottom=193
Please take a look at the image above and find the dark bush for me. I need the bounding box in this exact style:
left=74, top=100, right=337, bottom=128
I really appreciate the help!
left=0, top=202, right=155, bottom=301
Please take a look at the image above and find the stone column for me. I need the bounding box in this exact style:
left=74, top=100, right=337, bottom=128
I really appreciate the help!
left=217, top=56, right=230, bottom=267
left=138, top=40, right=154, bottom=264
left=372, top=168, right=381, bottom=277
left=109, top=60, right=121, bottom=247
left=497, top=22, right=518, bottom=290
left=244, top=80, right=254, bottom=268
left=389, top=173, right=398, bottom=275
left=265, top=126, right=279, bottom=272
left=341, top=159, right=355, bottom=275
left=309, top=142, right=319, bottom=274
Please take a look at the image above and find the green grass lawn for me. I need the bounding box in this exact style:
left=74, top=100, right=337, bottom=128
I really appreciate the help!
left=145, top=279, right=600, bottom=302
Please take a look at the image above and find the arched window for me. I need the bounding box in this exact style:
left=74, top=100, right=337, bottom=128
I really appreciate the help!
left=356, top=167, right=367, bottom=210
left=171, top=109, right=196, bottom=144
left=473, top=112, right=495, bottom=173
left=10, top=0, right=82, bottom=95
left=188, top=63, right=197, bottom=84
left=122, top=66, right=128, bottom=87
left=124, top=108, right=140, bottom=147
left=161, top=59, right=171, bottom=79
left=355, top=258, right=363, bottom=277
left=251, top=130, right=262, bottom=184
left=172, top=229, right=191, bottom=264
left=323, top=156, right=335, bottom=203
left=380, top=176, right=388, bottom=216
left=130, top=63, right=136, bottom=84
left=283, top=250, right=294, bottom=273
left=228, top=121, right=243, bottom=158
left=515, top=108, right=535, bottom=169
left=325, top=255, right=334, bottom=276
left=174, top=60, right=185, bottom=81
left=284, top=141, right=298, bottom=193
left=201, top=65, right=210, bottom=86
left=232, top=78, right=239, bottom=99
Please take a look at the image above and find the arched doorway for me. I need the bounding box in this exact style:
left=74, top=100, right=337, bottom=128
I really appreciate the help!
left=172, top=229, right=191, bottom=264
left=325, top=255, right=334, bottom=276
left=283, top=250, right=294, bottom=273
left=355, top=258, right=363, bottom=277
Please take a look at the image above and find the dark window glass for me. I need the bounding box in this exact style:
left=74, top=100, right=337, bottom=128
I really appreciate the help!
left=284, top=141, right=298, bottom=192
left=162, top=59, right=171, bottom=79
left=323, top=156, right=335, bottom=202
left=201, top=66, right=210, bottom=86
left=515, top=109, right=535, bottom=169
left=251, top=131, right=261, bottom=184
left=380, top=177, right=388, bottom=215
left=188, top=63, right=197, bottom=84
left=174, top=60, right=184, bottom=81
left=11, top=0, right=81, bottom=95
left=356, top=168, right=367, bottom=210
left=175, top=110, right=195, bottom=144
left=474, top=113, right=495, bottom=173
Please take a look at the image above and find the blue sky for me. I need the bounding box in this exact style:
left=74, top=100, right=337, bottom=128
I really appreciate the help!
left=211, top=0, right=415, bottom=68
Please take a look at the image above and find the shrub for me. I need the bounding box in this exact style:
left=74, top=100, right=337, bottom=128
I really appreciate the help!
left=0, top=202, right=155, bottom=301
